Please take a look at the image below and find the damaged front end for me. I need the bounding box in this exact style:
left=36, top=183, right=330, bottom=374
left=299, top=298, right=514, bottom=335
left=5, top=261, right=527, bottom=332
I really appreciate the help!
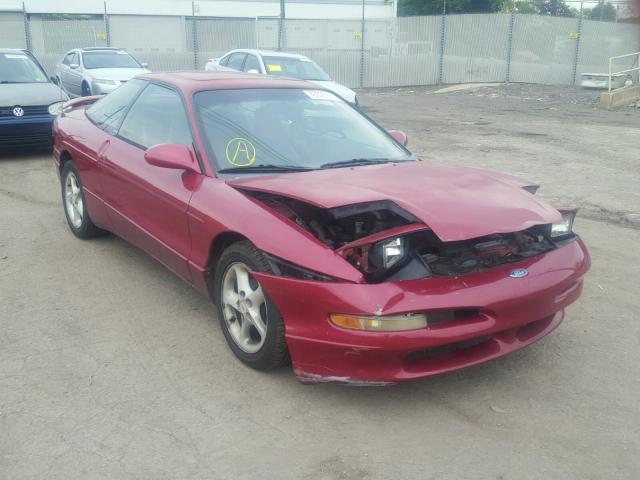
left=243, top=189, right=577, bottom=284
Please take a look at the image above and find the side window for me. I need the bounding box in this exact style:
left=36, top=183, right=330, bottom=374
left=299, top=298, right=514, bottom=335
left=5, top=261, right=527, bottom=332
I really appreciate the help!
left=226, top=53, right=246, bottom=71
left=73, top=53, right=80, bottom=66
left=86, top=79, right=146, bottom=135
left=243, top=55, right=261, bottom=73
left=63, top=53, right=74, bottom=66
left=219, top=54, right=230, bottom=67
left=118, top=84, right=192, bottom=150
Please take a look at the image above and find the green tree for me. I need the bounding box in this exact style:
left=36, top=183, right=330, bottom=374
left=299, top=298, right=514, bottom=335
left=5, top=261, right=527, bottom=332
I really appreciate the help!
left=537, top=0, right=574, bottom=17
left=398, top=0, right=506, bottom=16
left=499, top=1, right=540, bottom=13
left=590, top=1, right=617, bottom=21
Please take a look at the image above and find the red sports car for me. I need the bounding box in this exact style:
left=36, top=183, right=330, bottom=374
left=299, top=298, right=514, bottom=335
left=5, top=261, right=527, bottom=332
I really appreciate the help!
left=52, top=72, right=590, bottom=385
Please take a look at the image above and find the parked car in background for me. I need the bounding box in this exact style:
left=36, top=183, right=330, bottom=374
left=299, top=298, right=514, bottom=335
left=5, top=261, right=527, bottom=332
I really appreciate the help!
left=52, top=72, right=589, bottom=385
left=55, top=48, right=150, bottom=97
left=205, top=49, right=358, bottom=105
left=0, top=49, right=68, bottom=148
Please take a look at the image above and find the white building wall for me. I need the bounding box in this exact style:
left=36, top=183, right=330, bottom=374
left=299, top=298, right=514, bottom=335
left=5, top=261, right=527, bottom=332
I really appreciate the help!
left=0, top=0, right=396, bottom=18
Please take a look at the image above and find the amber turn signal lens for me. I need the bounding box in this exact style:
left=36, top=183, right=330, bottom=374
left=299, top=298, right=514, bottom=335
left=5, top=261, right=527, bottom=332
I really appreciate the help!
left=330, top=313, right=428, bottom=332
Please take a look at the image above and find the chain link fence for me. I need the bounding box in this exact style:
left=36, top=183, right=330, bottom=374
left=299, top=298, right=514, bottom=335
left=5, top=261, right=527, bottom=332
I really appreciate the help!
left=1, top=4, right=638, bottom=89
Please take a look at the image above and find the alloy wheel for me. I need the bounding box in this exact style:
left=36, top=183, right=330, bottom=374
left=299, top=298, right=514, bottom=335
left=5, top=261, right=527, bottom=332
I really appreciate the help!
left=64, top=172, right=83, bottom=229
left=221, top=262, right=268, bottom=354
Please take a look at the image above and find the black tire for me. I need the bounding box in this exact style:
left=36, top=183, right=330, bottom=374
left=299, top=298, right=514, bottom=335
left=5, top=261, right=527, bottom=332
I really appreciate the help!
left=60, top=161, right=104, bottom=239
left=81, top=82, right=91, bottom=97
left=213, top=241, right=289, bottom=371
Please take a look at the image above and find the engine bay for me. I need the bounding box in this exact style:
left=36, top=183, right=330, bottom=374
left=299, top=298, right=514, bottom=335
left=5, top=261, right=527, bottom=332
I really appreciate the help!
left=247, top=191, right=417, bottom=248
left=246, top=190, right=564, bottom=282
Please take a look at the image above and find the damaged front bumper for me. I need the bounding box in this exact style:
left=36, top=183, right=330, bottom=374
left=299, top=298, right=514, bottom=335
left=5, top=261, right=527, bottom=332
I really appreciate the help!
left=254, top=238, right=590, bottom=385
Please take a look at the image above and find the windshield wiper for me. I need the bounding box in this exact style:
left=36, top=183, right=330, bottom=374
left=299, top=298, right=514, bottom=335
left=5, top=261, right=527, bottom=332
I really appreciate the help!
left=320, top=158, right=408, bottom=169
left=218, top=164, right=313, bottom=174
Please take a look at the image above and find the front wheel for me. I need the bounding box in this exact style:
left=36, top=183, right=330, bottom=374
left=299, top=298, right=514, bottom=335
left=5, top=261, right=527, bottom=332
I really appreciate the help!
left=213, top=241, right=289, bottom=371
left=61, top=161, right=104, bottom=239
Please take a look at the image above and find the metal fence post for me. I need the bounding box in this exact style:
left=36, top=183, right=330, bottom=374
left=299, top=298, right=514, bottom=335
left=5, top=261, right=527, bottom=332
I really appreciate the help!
left=103, top=1, right=111, bottom=47
left=505, top=11, right=515, bottom=83
left=571, top=2, right=584, bottom=86
left=278, top=0, right=285, bottom=51
left=437, top=13, right=446, bottom=84
left=191, top=1, right=198, bottom=69
left=254, top=16, right=259, bottom=49
left=359, top=0, right=365, bottom=88
left=22, top=2, right=32, bottom=52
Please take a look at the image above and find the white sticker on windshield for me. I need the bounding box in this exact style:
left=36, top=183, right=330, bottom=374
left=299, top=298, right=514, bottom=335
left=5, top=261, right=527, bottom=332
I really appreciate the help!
left=304, top=90, right=338, bottom=101
left=4, top=54, right=28, bottom=59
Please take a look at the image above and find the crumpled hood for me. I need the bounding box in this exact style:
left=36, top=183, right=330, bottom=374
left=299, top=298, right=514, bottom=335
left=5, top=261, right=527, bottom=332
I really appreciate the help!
left=227, top=162, right=562, bottom=242
left=0, top=82, right=67, bottom=107
left=86, top=68, right=149, bottom=81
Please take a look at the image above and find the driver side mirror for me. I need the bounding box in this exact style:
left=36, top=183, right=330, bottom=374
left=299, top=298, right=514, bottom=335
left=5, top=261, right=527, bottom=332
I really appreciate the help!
left=144, top=144, right=198, bottom=173
left=50, top=76, right=59, bottom=85
left=141, top=62, right=149, bottom=68
left=389, top=130, right=408, bottom=147
left=70, top=63, right=80, bottom=70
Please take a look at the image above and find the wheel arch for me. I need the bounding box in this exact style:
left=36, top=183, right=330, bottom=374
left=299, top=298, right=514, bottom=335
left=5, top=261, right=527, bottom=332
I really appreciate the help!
left=59, top=149, right=73, bottom=172
left=205, top=231, right=251, bottom=296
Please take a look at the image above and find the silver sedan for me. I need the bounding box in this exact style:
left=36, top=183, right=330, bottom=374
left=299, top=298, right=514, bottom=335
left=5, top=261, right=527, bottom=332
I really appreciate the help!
left=55, top=48, right=150, bottom=98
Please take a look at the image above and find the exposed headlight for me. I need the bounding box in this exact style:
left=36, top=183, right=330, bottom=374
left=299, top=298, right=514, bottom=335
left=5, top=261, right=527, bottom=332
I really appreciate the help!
left=370, top=236, right=406, bottom=270
left=330, top=313, right=428, bottom=332
left=48, top=102, right=64, bottom=116
left=93, top=79, right=118, bottom=86
left=551, top=210, right=576, bottom=238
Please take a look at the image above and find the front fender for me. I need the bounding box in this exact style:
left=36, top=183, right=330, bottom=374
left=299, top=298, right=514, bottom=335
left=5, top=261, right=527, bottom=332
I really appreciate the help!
left=187, top=177, right=363, bottom=294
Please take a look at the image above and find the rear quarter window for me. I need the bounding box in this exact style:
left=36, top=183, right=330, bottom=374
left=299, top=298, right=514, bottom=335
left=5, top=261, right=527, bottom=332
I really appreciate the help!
left=86, top=79, right=146, bottom=135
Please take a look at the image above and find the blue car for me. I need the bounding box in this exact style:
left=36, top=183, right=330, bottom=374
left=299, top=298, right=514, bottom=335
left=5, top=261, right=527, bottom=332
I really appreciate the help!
left=0, top=49, right=68, bottom=148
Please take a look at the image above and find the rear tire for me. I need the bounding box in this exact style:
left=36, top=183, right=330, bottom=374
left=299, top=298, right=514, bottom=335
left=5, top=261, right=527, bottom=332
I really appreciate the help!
left=213, top=241, right=289, bottom=371
left=60, top=161, right=104, bottom=239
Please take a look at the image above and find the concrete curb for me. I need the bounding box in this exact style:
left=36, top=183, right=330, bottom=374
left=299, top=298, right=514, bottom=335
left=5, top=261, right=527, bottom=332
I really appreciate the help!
left=599, top=85, right=640, bottom=108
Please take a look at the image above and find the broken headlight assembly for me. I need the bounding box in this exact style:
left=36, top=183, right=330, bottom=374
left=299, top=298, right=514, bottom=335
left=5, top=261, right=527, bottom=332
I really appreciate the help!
left=371, top=236, right=407, bottom=270
left=550, top=210, right=576, bottom=240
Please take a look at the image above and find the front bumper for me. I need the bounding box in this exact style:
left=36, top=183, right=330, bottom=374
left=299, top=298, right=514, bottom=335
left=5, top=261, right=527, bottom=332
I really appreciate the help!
left=0, top=115, right=54, bottom=147
left=255, top=238, right=590, bottom=384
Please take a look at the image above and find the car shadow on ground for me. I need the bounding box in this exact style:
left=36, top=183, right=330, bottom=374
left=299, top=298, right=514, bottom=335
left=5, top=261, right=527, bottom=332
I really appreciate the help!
left=0, top=147, right=52, bottom=161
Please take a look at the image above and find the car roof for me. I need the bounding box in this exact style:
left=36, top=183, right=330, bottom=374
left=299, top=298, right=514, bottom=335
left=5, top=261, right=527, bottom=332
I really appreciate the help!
left=80, top=47, right=125, bottom=52
left=138, top=71, right=320, bottom=95
left=225, top=49, right=310, bottom=61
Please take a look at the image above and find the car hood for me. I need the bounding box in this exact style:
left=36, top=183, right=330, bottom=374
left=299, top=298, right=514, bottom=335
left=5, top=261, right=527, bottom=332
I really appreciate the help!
left=85, top=68, right=149, bottom=81
left=311, top=80, right=357, bottom=103
left=227, top=162, right=562, bottom=242
left=0, top=82, right=68, bottom=106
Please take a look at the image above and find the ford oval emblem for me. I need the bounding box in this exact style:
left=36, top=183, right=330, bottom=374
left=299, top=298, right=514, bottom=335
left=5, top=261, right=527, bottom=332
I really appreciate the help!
left=509, top=268, right=528, bottom=278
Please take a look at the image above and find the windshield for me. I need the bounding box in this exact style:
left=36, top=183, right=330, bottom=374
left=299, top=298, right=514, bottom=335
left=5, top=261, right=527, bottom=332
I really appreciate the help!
left=0, top=53, right=48, bottom=84
left=261, top=56, right=331, bottom=81
left=194, top=88, right=411, bottom=173
left=83, top=51, right=141, bottom=69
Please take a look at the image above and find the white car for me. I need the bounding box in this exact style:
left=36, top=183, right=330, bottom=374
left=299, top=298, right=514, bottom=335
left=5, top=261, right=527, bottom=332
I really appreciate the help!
left=205, top=49, right=358, bottom=105
left=55, top=48, right=150, bottom=98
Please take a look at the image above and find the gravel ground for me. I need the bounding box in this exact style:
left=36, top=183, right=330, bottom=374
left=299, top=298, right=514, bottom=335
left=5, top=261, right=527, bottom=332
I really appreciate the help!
left=1, top=83, right=639, bottom=479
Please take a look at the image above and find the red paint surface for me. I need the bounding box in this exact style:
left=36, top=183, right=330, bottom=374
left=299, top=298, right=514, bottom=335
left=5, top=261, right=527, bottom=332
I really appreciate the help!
left=53, top=72, right=590, bottom=383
